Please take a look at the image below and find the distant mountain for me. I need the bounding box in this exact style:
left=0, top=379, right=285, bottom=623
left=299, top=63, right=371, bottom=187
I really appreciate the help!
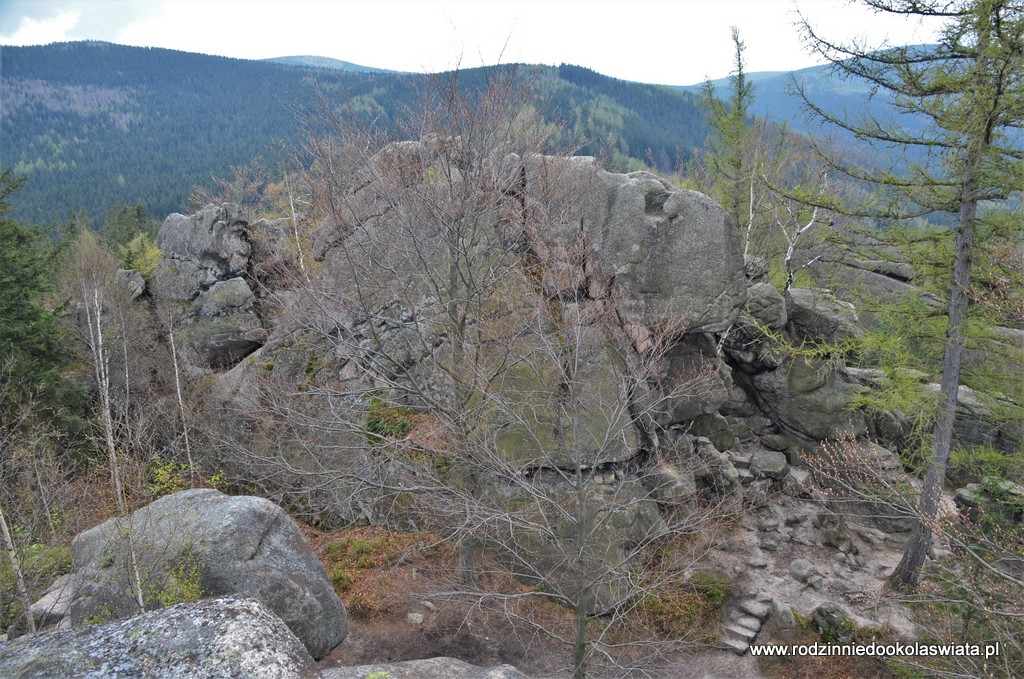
left=677, top=62, right=877, bottom=133
left=262, top=55, right=402, bottom=74
left=677, top=51, right=939, bottom=142
left=1, top=42, right=707, bottom=226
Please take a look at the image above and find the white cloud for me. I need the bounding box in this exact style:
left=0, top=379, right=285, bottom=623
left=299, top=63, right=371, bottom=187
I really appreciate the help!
left=0, top=9, right=81, bottom=45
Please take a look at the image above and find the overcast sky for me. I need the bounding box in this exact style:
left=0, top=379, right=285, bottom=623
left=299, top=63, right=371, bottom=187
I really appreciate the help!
left=0, top=0, right=943, bottom=86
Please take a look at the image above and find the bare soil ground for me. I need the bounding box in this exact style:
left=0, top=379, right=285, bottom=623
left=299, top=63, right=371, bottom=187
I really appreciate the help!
left=301, top=484, right=913, bottom=679
left=300, top=523, right=761, bottom=678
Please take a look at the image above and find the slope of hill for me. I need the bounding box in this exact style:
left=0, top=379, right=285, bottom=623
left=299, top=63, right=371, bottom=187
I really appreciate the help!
left=0, top=42, right=706, bottom=226
left=677, top=55, right=935, bottom=143
left=677, top=62, right=878, bottom=133
left=262, top=55, right=401, bottom=73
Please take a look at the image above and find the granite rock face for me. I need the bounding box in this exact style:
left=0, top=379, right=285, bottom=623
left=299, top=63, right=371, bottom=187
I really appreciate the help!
left=155, top=203, right=269, bottom=369
left=524, top=155, right=746, bottom=334
left=156, top=203, right=251, bottom=302
left=0, top=596, right=320, bottom=679
left=785, top=287, right=862, bottom=347
left=184, top=277, right=267, bottom=368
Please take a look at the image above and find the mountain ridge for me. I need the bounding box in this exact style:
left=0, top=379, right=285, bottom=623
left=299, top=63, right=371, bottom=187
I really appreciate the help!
left=1, top=41, right=707, bottom=225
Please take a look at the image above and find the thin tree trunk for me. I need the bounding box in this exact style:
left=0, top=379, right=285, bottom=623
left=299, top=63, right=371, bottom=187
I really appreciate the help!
left=284, top=172, right=311, bottom=284
left=891, top=8, right=995, bottom=587
left=84, top=284, right=145, bottom=610
left=0, top=502, right=35, bottom=633
left=86, top=286, right=126, bottom=514
left=892, top=155, right=980, bottom=589
left=168, top=329, right=195, bottom=484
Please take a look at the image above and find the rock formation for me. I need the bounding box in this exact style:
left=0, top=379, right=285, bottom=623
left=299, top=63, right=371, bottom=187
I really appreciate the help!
left=12, top=489, right=346, bottom=660
left=155, top=204, right=269, bottom=370
left=0, top=596, right=321, bottom=678
left=136, top=139, right=1022, bottom=668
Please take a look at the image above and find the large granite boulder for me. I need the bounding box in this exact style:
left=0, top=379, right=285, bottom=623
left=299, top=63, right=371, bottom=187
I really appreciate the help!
left=807, top=258, right=941, bottom=327
left=744, top=281, right=788, bottom=331
left=785, top=287, right=862, bottom=347
left=155, top=203, right=251, bottom=302
left=748, top=357, right=868, bottom=441
left=0, top=596, right=320, bottom=678
left=184, top=277, right=267, bottom=367
left=45, top=489, right=345, bottom=660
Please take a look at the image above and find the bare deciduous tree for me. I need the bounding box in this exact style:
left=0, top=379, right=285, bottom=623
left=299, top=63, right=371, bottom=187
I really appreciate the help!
left=208, top=68, right=738, bottom=677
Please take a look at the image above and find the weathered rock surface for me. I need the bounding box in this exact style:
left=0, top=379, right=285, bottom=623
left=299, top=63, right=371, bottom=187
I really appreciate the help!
left=525, top=155, right=746, bottom=333
left=750, top=450, right=789, bottom=480
left=116, top=268, right=145, bottom=300
left=52, top=489, right=346, bottom=659
left=744, top=282, right=788, bottom=330
left=747, top=358, right=867, bottom=441
left=813, top=601, right=855, bottom=643
left=785, top=287, right=862, bottom=347
left=808, top=258, right=941, bottom=317
left=184, top=277, right=267, bottom=368
left=0, top=596, right=320, bottom=678
left=156, top=203, right=251, bottom=302
left=652, top=333, right=732, bottom=426
left=155, top=203, right=273, bottom=370
left=322, top=657, right=529, bottom=679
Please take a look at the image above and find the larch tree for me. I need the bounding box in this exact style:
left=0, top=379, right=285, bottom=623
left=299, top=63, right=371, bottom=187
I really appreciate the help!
left=798, top=0, right=1024, bottom=588
left=702, top=27, right=757, bottom=247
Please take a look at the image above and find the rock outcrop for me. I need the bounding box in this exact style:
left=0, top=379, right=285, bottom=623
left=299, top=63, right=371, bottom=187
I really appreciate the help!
left=155, top=203, right=268, bottom=370
left=156, top=203, right=251, bottom=301
left=524, top=156, right=746, bottom=333
left=183, top=277, right=267, bottom=368
left=19, top=489, right=346, bottom=660
left=0, top=596, right=320, bottom=678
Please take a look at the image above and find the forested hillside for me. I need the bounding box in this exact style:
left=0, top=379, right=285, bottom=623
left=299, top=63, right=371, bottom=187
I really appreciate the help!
left=0, top=41, right=707, bottom=225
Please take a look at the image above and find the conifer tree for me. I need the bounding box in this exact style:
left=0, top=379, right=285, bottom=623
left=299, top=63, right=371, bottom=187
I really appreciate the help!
left=799, top=0, right=1024, bottom=588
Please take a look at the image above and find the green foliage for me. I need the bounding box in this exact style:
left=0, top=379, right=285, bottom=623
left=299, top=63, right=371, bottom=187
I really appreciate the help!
left=327, top=536, right=389, bottom=570
left=0, top=543, right=73, bottom=630
left=101, top=203, right=153, bottom=248
left=701, top=27, right=755, bottom=228
left=0, top=169, right=89, bottom=444
left=323, top=529, right=434, bottom=617
left=328, top=565, right=357, bottom=592
left=117, top=233, right=161, bottom=281
left=950, top=445, right=1023, bottom=487
left=364, top=397, right=413, bottom=442
left=635, top=571, right=732, bottom=640
left=145, top=456, right=189, bottom=499
left=146, top=547, right=205, bottom=609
